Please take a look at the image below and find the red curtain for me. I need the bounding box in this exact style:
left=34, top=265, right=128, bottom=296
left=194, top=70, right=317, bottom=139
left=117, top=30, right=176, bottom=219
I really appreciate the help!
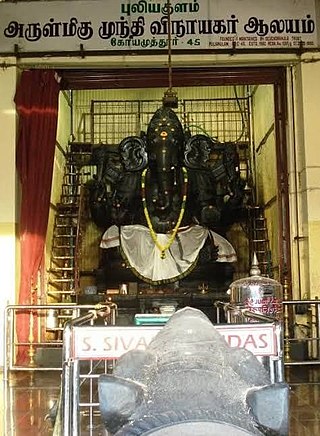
left=15, top=70, right=60, bottom=364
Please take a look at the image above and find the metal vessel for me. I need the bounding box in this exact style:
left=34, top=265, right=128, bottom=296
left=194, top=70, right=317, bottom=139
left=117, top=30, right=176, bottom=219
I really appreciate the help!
left=228, top=253, right=282, bottom=323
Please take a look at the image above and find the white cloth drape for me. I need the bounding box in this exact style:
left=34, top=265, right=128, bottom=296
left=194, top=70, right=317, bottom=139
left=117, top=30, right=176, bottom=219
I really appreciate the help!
left=100, top=224, right=237, bottom=283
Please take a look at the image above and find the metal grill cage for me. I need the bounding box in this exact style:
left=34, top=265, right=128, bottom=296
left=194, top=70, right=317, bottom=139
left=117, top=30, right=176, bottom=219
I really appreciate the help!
left=88, top=97, right=249, bottom=145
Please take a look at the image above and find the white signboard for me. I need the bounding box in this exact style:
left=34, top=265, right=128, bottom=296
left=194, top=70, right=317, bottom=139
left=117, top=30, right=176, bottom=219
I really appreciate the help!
left=72, top=323, right=278, bottom=360
left=0, top=0, right=318, bottom=54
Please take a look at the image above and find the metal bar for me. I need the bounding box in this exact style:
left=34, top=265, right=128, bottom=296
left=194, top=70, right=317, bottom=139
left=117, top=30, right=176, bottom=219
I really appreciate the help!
left=283, top=300, right=320, bottom=305
left=241, top=309, right=276, bottom=323
left=68, top=311, right=96, bottom=327
left=72, top=359, right=80, bottom=435
left=216, top=305, right=221, bottom=324
left=285, top=360, right=320, bottom=366
left=269, top=355, right=275, bottom=384
left=61, top=322, right=73, bottom=436
left=89, top=359, right=94, bottom=431
left=3, top=306, right=11, bottom=381
left=214, top=301, right=277, bottom=323
left=5, top=304, right=104, bottom=310
left=275, top=322, right=285, bottom=382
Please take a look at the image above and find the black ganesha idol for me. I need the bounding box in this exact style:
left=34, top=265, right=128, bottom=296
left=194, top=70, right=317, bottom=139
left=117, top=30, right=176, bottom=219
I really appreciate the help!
left=88, top=105, right=247, bottom=287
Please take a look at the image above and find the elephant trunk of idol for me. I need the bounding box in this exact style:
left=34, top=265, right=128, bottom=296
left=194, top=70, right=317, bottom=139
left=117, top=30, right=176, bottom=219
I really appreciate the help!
left=154, top=169, right=174, bottom=213
left=150, top=142, right=178, bottom=215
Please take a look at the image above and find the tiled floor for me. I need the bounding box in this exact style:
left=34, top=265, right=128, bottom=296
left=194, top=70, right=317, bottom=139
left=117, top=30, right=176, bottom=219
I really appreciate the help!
left=286, top=366, right=320, bottom=435
left=1, top=371, right=60, bottom=436
left=1, top=366, right=320, bottom=435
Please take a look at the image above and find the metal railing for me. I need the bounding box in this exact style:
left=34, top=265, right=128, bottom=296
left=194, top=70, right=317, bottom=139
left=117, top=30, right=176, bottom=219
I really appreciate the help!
left=282, top=299, right=320, bottom=366
left=3, top=302, right=117, bottom=381
left=54, top=304, right=118, bottom=435
left=53, top=309, right=284, bottom=435
left=4, top=298, right=320, bottom=434
left=215, top=298, right=320, bottom=366
left=4, top=298, right=320, bottom=378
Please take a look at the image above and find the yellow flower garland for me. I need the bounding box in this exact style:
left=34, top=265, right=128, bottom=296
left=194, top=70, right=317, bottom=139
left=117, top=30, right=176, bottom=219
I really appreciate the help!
left=141, top=167, right=188, bottom=259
